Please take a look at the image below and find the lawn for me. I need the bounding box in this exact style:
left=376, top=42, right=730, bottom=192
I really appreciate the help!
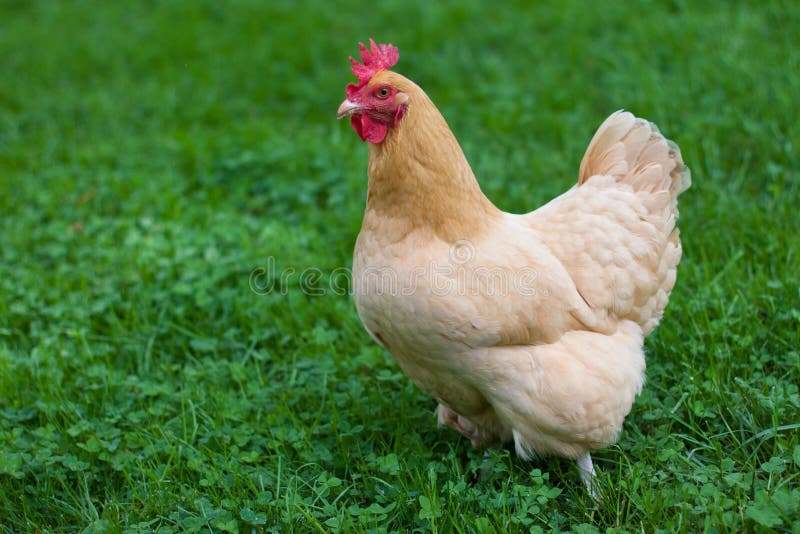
left=1, top=0, right=799, bottom=531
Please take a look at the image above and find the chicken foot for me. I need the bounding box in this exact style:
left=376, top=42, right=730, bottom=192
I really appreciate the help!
left=436, top=404, right=479, bottom=443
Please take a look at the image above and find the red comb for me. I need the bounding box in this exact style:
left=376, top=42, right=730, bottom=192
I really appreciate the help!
left=349, top=39, right=399, bottom=83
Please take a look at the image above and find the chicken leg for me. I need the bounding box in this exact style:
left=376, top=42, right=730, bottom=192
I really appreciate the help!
left=576, top=453, right=599, bottom=501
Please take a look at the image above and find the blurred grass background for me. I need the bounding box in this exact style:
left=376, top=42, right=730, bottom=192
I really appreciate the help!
left=1, top=0, right=798, bottom=531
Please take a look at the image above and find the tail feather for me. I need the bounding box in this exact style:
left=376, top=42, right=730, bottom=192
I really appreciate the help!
left=572, top=110, right=690, bottom=334
left=530, top=111, right=690, bottom=335
left=579, top=110, right=691, bottom=202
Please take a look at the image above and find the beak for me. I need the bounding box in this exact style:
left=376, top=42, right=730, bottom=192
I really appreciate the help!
left=337, top=99, right=361, bottom=119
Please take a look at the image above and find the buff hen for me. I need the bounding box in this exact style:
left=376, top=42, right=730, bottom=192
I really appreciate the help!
left=337, top=40, right=690, bottom=496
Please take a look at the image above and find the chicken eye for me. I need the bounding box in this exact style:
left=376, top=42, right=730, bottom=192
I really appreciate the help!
left=376, top=87, right=391, bottom=99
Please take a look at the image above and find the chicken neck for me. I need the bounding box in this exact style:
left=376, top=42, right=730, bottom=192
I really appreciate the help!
left=362, top=86, right=501, bottom=243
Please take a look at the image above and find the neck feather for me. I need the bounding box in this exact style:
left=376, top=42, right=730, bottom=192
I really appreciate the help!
left=363, top=81, right=500, bottom=242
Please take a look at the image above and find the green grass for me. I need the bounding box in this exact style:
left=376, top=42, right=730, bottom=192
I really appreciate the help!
left=1, top=0, right=799, bottom=531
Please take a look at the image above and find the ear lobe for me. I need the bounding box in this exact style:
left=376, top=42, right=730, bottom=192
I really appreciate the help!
left=393, top=92, right=409, bottom=106
left=392, top=103, right=407, bottom=128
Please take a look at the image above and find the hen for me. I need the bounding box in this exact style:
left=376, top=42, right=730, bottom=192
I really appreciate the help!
left=337, top=40, right=690, bottom=495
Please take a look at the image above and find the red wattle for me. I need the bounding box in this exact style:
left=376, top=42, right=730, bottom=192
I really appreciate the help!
left=350, top=114, right=388, bottom=144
